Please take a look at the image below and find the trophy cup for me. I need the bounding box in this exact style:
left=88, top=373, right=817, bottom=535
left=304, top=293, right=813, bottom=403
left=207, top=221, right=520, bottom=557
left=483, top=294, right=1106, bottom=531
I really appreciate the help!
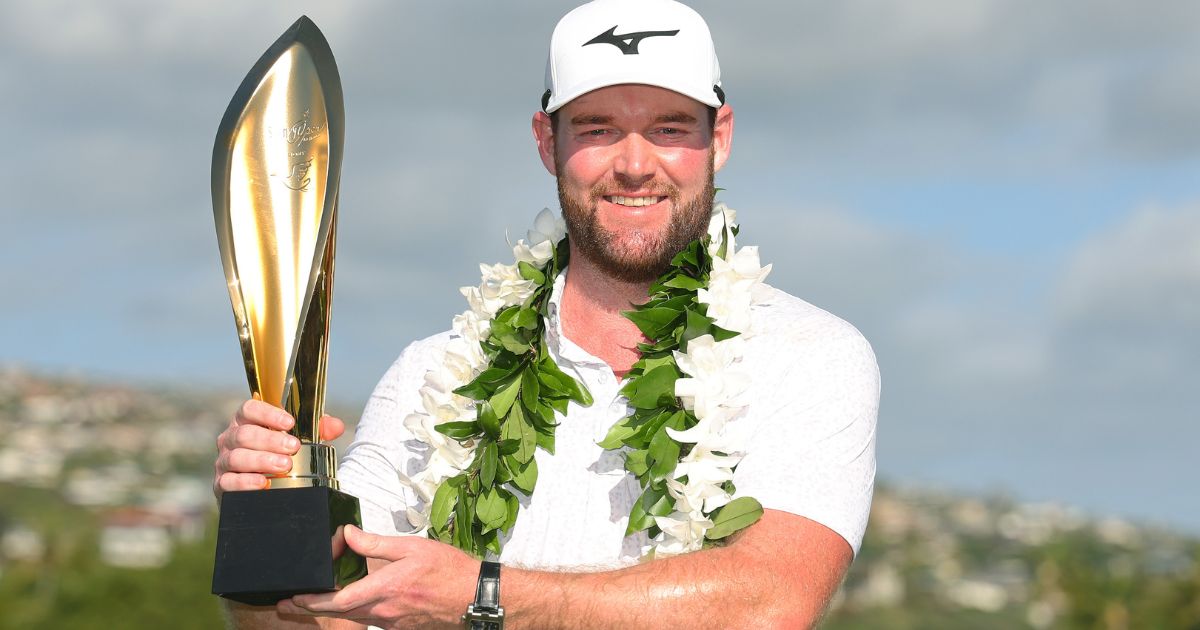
left=210, top=16, right=367, bottom=605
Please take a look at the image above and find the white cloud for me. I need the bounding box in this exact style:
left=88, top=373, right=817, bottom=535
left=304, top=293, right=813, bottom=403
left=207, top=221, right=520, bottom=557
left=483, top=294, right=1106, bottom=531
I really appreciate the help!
left=1052, top=204, right=1200, bottom=386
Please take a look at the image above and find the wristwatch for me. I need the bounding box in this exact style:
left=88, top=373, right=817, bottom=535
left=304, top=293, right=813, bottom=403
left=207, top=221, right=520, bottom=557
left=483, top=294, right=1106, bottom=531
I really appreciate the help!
left=462, top=560, right=504, bottom=629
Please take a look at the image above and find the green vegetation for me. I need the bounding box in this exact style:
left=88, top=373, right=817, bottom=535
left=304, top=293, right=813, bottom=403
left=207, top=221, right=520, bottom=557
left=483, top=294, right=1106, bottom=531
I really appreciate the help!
left=0, top=486, right=223, bottom=629
left=2, top=370, right=1199, bottom=629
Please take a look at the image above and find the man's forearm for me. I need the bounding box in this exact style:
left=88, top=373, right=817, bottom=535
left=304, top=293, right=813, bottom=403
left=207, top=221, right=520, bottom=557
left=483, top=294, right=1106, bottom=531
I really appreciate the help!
left=503, top=511, right=851, bottom=630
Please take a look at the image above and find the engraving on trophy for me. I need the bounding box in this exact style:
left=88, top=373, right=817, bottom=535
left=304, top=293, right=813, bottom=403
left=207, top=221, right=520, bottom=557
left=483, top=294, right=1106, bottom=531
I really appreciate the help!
left=275, top=158, right=314, bottom=191
left=276, top=109, right=325, bottom=145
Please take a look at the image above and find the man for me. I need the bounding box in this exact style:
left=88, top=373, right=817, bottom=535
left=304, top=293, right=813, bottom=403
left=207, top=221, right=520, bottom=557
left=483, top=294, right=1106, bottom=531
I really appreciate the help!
left=214, top=1, right=878, bottom=628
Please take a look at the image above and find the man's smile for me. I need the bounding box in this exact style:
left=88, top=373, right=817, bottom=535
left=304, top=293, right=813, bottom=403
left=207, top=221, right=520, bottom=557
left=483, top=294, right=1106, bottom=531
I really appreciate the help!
left=604, top=194, right=668, bottom=208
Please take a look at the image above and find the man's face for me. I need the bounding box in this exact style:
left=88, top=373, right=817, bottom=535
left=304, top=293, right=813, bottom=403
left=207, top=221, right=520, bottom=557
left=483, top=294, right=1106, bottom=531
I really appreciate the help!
left=534, top=84, right=733, bottom=282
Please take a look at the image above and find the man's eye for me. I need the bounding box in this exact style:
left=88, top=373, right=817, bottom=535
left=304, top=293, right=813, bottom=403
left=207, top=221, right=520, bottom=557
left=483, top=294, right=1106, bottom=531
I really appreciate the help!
left=586, top=129, right=608, bottom=136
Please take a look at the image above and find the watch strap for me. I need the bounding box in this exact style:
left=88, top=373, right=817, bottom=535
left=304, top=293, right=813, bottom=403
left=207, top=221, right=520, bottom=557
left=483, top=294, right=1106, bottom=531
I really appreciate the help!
left=464, top=560, right=503, bottom=629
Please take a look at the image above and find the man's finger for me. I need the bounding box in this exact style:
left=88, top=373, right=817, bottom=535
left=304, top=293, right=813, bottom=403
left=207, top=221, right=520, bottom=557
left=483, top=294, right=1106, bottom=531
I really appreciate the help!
left=319, top=415, right=346, bottom=442
left=218, top=447, right=293, bottom=476
left=344, top=525, right=409, bottom=562
left=220, top=424, right=301, bottom=455
left=235, top=399, right=296, bottom=431
left=287, top=578, right=373, bottom=614
left=215, top=472, right=269, bottom=495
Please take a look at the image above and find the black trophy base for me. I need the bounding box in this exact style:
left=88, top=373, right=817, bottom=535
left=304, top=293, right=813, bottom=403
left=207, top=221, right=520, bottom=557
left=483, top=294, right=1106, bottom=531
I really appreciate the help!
left=212, top=486, right=368, bottom=606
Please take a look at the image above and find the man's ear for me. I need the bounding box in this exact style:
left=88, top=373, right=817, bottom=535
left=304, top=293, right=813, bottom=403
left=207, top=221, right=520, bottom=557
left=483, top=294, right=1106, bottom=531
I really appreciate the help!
left=712, top=104, right=734, bottom=173
left=532, top=111, right=557, bottom=176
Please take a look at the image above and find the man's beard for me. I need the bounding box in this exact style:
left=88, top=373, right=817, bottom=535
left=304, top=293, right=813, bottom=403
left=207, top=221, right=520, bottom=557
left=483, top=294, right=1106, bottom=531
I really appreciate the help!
left=558, top=156, right=715, bottom=284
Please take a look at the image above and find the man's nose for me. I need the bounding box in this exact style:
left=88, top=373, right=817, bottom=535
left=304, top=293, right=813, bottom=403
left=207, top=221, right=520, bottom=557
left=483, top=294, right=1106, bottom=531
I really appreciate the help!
left=613, top=133, right=656, bottom=187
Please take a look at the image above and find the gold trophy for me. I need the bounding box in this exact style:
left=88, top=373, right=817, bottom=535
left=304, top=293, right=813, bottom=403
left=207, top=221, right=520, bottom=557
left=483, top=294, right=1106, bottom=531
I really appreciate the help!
left=210, top=16, right=366, bottom=605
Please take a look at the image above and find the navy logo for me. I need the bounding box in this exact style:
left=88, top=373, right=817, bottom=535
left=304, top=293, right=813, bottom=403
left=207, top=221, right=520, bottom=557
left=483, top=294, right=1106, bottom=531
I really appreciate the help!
left=583, top=26, right=679, bottom=55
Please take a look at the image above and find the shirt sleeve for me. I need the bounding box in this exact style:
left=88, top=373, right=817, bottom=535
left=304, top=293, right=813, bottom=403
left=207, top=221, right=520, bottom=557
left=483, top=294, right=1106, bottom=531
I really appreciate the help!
left=338, top=332, right=451, bottom=537
left=731, top=309, right=880, bottom=556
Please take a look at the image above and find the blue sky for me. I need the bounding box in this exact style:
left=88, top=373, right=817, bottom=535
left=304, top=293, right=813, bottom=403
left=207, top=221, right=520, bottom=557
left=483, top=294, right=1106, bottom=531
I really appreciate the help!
left=2, top=1, right=1197, bottom=533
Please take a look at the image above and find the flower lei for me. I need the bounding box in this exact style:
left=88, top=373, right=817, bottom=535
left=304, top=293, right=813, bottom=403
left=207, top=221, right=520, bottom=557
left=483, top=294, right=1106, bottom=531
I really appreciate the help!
left=398, top=203, right=773, bottom=558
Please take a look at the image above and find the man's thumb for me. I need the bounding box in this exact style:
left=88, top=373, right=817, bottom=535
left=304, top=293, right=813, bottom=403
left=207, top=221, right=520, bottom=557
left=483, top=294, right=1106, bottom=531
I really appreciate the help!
left=344, top=524, right=403, bottom=560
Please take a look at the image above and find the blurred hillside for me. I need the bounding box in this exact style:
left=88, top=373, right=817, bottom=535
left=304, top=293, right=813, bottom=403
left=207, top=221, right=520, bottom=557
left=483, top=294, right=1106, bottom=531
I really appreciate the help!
left=0, top=366, right=1196, bottom=629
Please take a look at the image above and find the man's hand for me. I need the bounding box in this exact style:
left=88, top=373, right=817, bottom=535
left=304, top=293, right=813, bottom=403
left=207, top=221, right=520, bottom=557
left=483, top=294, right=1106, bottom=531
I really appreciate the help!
left=213, top=399, right=346, bottom=499
left=278, top=526, right=477, bottom=630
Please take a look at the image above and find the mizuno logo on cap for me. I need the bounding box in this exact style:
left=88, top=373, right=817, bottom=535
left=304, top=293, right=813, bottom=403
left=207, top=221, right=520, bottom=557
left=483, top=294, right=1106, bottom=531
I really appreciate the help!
left=583, top=26, right=679, bottom=55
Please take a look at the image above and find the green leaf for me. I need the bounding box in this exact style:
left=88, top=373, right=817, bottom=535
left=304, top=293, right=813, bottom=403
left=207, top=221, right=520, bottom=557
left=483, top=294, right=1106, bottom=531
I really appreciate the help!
left=631, top=409, right=678, bottom=447
left=518, top=261, right=547, bottom=285
left=497, top=330, right=532, bottom=354
left=536, top=366, right=567, bottom=395
left=480, top=365, right=519, bottom=383
left=648, top=424, right=681, bottom=481
left=496, top=438, right=521, bottom=456
left=480, top=442, right=498, bottom=487
left=429, top=479, right=459, bottom=532
left=501, top=403, right=536, bottom=463
left=670, top=242, right=700, bottom=268
left=533, top=402, right=558, bottom=430
left=484, top=529, right=502, bottom=554
left=705, top=497, right=764, bottom=540
left=547, top=396, right=569, bottom=416
left=625, top=492, right=656, bottom=536
left=476, top=488, right=508, bottom=534
left=513, top=306, right=539, bottom=330
left=624, top=307, right=681, bottom=339
left=504, top=491, right=520, bottom=530
left=478, top=402, right=501, bottom=439
left=641, top=484, right=674, bottom=517
left=435, top=421, right=480, bottom=440
left=489, top=377, right=521, bottom=418
left=508, top=456, right=538, bottom=494
left=454, top=491, right=473, bottom=552
left=624, top=448, right=649, bottom=477
left=623, top=365, right=678, bottom=409
left=454, top=365, right=518, bottom=400
left=662, top=274, right=705, bottom=290
left=680, top=307, right=715, bottom=348
left=494, top=306, right=518, bottom=325
left=639, top=354, right=676, bottom=374
left=535, top=429, right=555, bottom=454
left=468, top=472, right=481, bottom=494
left=494, top=454, right=512, bottom=484
left=711, top=324, right=739, bottom=342
left=539, top=356, right=592, bottom=405
left=597, top=417, right=638, bottom=449
left=520, top=368, right=540, bottom=412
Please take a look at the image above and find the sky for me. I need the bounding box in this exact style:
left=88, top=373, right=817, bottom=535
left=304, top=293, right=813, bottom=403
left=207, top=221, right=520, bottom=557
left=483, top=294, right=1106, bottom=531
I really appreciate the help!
left=2, top=1, right=1198, bottom=533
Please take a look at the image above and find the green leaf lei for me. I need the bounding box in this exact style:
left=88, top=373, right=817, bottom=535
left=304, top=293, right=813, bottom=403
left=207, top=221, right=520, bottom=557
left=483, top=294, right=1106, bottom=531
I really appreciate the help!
left=427, top=221, right=763, bottom=558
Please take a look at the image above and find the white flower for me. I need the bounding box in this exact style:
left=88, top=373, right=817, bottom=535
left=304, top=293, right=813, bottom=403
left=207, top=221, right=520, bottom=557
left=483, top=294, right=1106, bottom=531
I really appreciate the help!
left=653, top=511, right=713, bottom=556
left=512, top=239, right=556, bottom=266
left=461, top=263, right=537, bottom=318
left=706, top=202, right=738, bottom=254
left=530, top=207, right=567, bottom=244
left=511, top=208, right=566, bottom=266
left=699, top=246, right=771, bottom=334
left=673, top=335, right=750, bottom=422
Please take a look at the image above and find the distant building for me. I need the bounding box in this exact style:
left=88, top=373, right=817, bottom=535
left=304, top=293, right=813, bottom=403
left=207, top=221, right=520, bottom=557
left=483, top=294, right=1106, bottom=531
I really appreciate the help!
left=99, top=508, right=173, bottom=569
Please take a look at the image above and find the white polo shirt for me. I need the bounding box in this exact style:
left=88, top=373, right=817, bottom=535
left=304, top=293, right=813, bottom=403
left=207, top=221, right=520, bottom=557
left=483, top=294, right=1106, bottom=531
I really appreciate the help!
left=339, top=272, right=878, bottom=571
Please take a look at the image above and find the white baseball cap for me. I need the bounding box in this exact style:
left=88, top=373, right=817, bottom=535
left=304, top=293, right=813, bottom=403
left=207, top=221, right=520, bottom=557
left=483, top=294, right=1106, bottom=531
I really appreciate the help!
left=542, top=0, right=724, bottom=113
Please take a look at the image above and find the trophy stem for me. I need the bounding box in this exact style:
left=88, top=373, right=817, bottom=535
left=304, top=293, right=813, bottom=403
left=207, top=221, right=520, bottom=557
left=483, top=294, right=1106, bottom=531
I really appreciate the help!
left=270, top=443, right=339, bottom=489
